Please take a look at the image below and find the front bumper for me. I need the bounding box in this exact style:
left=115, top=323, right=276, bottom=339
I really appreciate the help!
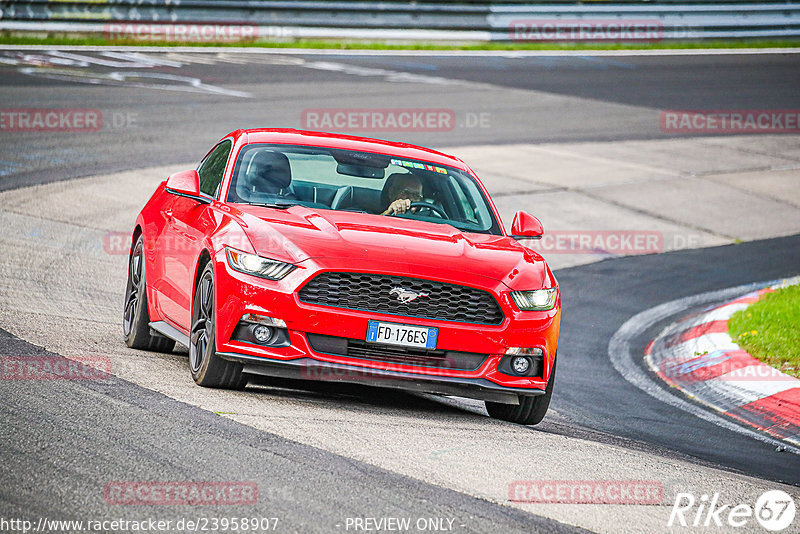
left=218, top=352, right=544, bottom=404
left=212, top=250, right=561, bottom=399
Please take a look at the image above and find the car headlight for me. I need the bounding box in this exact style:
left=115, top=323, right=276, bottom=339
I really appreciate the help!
left=226, top=247, right=296, bottom=280
left=510, top=288, right=557, bottom=311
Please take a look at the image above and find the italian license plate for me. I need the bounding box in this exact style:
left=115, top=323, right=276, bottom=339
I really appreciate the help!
left=366, top=320, right=438, bottom=349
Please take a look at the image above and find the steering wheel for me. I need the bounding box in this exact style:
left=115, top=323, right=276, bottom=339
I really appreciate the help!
left=389, top=202, right=448, bottom=219
left=390, top=201, right=447, bottom=218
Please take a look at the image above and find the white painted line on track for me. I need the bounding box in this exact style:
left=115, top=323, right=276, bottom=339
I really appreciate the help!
left=608, top=280, right=800, bottom=456
left=1, top=45, right=799, bottom=56
left=16, top=66, right=252, bottom=98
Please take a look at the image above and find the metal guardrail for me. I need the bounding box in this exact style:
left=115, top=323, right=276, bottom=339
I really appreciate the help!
left=491, top=4, right=800, bottom=39
left=1, top=1, right=799, bottom=40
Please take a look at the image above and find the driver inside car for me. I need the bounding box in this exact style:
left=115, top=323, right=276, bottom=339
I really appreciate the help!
left=380, top=172, right=424, bottom=216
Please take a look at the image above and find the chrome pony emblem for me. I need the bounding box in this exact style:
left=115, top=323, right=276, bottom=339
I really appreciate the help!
left=389, top=287, right=429, bottom=304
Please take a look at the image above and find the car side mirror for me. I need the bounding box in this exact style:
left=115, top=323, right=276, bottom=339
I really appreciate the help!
left=165, top=170, right=203, bottom=198
left=510, top=211, right=544, bottom=240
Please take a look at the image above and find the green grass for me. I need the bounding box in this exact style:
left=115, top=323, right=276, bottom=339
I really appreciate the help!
left=729, top=283, right=800, bottom=378
left=0, top=34, right=799, bottom=51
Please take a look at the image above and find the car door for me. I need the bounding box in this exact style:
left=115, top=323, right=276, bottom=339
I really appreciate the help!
left=159, top=139, right=232, bottom=331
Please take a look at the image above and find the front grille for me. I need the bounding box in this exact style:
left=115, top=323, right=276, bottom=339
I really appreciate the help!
left=306, top=333, right=488, bottom=371
left=298, top=272, right=504, bottom=325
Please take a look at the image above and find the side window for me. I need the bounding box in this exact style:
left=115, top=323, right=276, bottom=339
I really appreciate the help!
left=197, top=139, right=232, bottom=198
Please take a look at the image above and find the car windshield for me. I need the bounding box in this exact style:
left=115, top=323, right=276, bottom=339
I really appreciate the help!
left=227, top=143, right=501, bottom=235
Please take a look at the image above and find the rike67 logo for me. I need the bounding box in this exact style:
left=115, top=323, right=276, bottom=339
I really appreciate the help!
left=668, top=490, right=796, bottom=531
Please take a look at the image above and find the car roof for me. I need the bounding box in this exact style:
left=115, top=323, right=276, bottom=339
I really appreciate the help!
left=225, top=128, right=469, bottom=171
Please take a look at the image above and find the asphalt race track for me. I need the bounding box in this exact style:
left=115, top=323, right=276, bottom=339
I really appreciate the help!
left=0, top=329, right=573, bottom=534
left=1, top=49, right=799, bottom=533
left=2, top=50, right=799, bottom=190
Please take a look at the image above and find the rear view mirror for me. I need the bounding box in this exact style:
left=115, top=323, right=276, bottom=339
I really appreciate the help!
left=332, top=149, right=389, bottom=178
left=336, top=163, right=385, bottom=179
left=166, top=170, right=202, bottom=198
left=510, top=211, right=544, bottom=239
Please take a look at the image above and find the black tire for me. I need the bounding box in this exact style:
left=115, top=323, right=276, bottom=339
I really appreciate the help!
left=123, top=235, right=176, bottom=353
left=189, top=262, right=247, bottom=389
left=485, top=355, right=556, bottom=425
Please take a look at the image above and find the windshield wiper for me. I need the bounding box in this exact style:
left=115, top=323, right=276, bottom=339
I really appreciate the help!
left=247, top=201, right=299, bottom=210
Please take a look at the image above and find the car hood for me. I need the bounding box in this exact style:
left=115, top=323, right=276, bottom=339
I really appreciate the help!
left=231, top=205, right=548, bottom=290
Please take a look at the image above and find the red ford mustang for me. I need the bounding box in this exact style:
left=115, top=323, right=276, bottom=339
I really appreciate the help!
left=124, top=129, right=560, bottom=424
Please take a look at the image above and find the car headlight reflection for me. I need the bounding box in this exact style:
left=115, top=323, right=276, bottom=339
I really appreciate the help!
left=510, top=288, right=557, bottom=311
left=226, top=247, right=296, bottom=280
